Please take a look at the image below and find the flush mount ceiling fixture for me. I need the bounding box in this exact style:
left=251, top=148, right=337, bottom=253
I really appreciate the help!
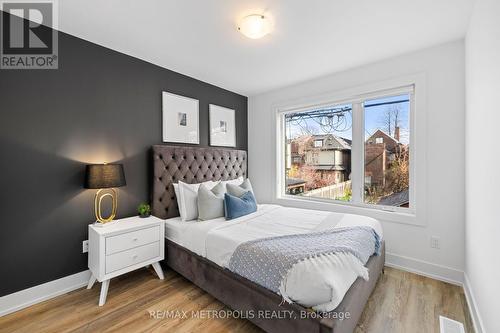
left=237, top=14, right=272, bottom=39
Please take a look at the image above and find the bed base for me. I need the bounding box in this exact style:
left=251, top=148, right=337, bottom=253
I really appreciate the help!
left=164, top=239, right=385, bottom=333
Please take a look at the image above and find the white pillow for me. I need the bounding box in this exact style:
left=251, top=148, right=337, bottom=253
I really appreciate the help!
left=226, top=178, right=254, bottom=197
left=221, top=176, right=244, bottom=191
left=173, top=183, right=181, bottom=213
left=174, top=180, right=216, bottom=221
left=197, top=182, right=225, bottom=221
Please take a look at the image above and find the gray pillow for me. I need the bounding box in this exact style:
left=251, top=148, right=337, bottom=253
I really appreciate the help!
left=197, top=182, right=225, bottom=221
left=226, top=178, right=254, bottom=198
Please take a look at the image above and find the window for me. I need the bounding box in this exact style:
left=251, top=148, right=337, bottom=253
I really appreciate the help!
left=284, top=103, right=353, bottom=202
left=364, top=94, right=410, bottom=208
left=314, top=140, right=323, bottom=147
left=280, top=86, right=414, bottom=213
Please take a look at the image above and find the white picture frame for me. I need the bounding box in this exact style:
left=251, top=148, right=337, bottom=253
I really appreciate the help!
left=162, top=92, right=199, bottom=144
left=209, top=104, right=236, bottom=147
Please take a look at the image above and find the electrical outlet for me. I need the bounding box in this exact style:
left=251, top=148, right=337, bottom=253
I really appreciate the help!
left=82, top=240, right=89, bottom=253
left=430, top=236, right=440, bottom=249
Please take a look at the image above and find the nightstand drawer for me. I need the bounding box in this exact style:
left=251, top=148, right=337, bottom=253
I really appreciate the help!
left=106, top=226, right=160, bottom=255
left=105, top=242, right=160, bottom=274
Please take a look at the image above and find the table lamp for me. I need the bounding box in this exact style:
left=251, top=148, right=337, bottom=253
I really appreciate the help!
left=84, top=163, right=126, bottom=223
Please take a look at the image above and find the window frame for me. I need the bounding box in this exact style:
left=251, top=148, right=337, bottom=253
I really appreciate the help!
left=274, top=74, right=426, bottom=226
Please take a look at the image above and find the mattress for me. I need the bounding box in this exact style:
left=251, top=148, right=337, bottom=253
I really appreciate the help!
left=164, top=204, right=383, bottom=312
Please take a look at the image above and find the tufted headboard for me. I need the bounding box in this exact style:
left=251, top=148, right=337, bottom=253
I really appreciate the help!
left=152, top=145, right=247, bottom=219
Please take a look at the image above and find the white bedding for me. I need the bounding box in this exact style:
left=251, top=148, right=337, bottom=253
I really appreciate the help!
left=164, top=204, right=383, bottom=312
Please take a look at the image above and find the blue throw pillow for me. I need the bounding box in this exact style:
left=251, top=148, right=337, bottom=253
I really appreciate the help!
left=224, top=191, right=257, bottom=220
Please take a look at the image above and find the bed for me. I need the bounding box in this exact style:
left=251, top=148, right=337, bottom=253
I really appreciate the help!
left=151, top=145, right=385, bottom=333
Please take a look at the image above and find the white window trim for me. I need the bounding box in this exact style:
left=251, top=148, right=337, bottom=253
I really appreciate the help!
left=274, top=74, right=427, bottom=226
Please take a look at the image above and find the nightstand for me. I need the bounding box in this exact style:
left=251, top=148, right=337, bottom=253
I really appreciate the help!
left=87, top=216, right=165, bottom=306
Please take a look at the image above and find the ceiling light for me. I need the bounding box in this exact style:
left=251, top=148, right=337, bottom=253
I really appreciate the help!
left=237, top=14, right=272, bottom=39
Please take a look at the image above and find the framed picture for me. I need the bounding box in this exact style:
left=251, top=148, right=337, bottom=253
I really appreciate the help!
left=162, top=92, right=199, bottom=144
left=209, top=104, right=236, bottom=147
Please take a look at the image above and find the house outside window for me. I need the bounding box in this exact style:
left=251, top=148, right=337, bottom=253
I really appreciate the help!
left=279, top=86, right=414, bottom=213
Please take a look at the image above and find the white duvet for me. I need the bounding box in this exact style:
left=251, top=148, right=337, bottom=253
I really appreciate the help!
left=164, top=204, right=383, bottom=312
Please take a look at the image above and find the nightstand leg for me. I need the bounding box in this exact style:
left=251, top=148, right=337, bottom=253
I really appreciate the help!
left=98, top=279, right=110, bottom=306
left=152, top=262, right=164, bottom=280
left=87, top=274, right=97, bottom=289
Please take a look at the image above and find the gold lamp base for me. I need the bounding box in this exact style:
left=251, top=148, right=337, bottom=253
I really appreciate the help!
left=94, top=188, right=118, bottom=223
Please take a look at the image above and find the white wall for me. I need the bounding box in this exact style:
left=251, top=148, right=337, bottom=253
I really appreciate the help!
left=465, top=0, right=500, bottom=332
left=249, top=41, right=466, bottom=282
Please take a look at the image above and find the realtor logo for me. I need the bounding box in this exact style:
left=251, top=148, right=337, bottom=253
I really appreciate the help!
left=1, top=0, right=58, bottom=69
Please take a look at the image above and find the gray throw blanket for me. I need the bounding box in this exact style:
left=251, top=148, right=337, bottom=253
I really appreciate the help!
left=228, top=226, right=381, bottom=295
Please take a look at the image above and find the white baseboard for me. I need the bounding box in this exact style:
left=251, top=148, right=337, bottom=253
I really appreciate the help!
left=463, top=274, right=485, bottom=333
left=0, top=270, right=90, bottom=317
left=385, top=252, right=464, bottom=285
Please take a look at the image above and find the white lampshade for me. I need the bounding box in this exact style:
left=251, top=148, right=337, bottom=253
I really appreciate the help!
left=237, top=14, right=272, bottom=39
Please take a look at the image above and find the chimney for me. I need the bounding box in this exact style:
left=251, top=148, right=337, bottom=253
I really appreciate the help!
left=394, top=126, right=400, bottom=141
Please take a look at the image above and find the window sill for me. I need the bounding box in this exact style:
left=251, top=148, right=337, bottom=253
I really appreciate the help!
left=275, top=195, right=423, bottom=226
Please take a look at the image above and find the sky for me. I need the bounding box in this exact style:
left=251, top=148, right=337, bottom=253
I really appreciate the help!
left=286, top=94, right=410, bottom=145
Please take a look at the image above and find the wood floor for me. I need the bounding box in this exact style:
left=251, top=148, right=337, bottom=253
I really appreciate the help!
left=0, top=267, right=474, bottom=333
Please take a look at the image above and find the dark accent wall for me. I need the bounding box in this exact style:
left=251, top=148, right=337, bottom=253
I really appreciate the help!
left=0, top=26, right=247, bottom=296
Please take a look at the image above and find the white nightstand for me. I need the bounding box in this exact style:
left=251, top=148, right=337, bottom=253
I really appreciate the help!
left=87, top=216, right=165, bottom=306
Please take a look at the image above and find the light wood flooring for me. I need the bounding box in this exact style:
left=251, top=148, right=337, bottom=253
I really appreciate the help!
left=0, top=267, right=474, bottom=333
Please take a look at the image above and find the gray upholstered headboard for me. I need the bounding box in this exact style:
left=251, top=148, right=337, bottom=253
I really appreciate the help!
left=152, top=145, right=247, bottom=219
